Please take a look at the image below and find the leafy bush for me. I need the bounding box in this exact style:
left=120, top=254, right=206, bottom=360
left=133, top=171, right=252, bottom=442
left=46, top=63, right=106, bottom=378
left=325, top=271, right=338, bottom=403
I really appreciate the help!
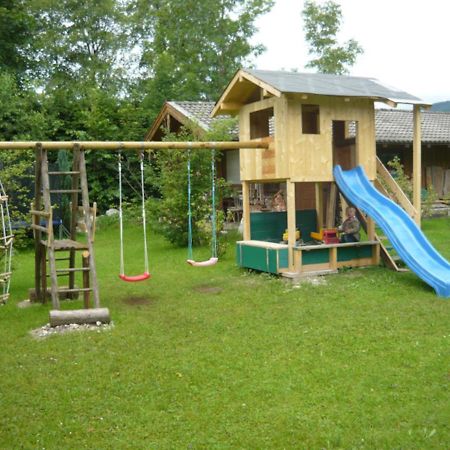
left=152, top=119, right=236, bottom=253
left=387, top=156, right=412, bottom=201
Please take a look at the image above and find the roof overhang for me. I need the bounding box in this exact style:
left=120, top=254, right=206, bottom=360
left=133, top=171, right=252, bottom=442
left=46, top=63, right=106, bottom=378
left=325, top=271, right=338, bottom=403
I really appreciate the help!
left=212, top=69, right=431, bottom=117
left=212, top=69, right=282, bottom=117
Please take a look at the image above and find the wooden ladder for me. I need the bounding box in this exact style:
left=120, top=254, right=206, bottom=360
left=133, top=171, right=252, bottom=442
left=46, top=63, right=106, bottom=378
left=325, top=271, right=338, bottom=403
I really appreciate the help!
left=32, top=144, right=100, bottom=309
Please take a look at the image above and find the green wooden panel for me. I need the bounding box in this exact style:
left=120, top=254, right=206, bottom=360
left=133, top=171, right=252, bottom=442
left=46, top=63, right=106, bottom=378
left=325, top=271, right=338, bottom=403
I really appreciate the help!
left=250, top=209, right=317, bottom=242
left=236, top=244, right=288, bottom=274
left=237, top=243, right=268, bottom=272
left=268, top=249, right=278, bottom=273
left=302, top=248, right=330, bottom=265
left=337, top=245, right=372, bottom=262
left=295, top=209, right=318, bottom=241
left=278, top=248, right=289, bottom=269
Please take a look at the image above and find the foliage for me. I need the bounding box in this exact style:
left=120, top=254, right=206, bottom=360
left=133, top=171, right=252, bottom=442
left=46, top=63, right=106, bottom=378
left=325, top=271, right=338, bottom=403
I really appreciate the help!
left=302, top=0, right=363, bottom=75
left=136, top=0, right=275, bottom=115
left=1, top=219, right=449, bottom=448
left=0, top=0, right=37, bottom=79
left=30, top=0, right=133, bottom=90
left=387, top=156, right=413, bottom=201
left=0, top=0, right=271, bottom=223
left=421, top=186, right=439, bottom=218
left=385, top=157, right=441, bottom=218
left=153, top=118, right=236, bottom=250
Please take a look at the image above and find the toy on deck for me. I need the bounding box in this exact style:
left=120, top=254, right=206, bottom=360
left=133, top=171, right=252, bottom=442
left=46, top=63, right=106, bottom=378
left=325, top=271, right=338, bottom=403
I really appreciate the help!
left=310, top=228, right=340, bottom=244
left=118, top=151, right=151, bottom=282
left=282, top=228, right=300, bottom=242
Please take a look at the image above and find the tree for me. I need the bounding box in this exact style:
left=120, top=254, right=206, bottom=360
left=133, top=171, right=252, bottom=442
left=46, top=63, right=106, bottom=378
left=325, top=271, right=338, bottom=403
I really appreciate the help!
left=302, top=0, right=363, bottom=75
left=0, top=0, right=36, bottom=79
left=135, top=0, right=275, bottom=116
left=153, top=118, right=236, bottom=250
left=30, top=0, right=133, bottom=91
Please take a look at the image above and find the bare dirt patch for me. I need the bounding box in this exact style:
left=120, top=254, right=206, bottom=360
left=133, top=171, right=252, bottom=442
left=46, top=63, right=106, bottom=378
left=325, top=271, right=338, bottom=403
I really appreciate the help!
left=193, top=285, right=223, bottom=295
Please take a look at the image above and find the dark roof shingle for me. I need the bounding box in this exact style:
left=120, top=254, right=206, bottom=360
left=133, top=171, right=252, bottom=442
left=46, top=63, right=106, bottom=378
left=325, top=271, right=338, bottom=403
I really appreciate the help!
left=375, top=109, right=450, bottom=143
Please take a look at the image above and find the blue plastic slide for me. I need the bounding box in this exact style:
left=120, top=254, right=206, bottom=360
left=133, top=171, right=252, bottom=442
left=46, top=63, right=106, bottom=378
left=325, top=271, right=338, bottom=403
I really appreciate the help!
left=334, top=165, right=450, bottom=298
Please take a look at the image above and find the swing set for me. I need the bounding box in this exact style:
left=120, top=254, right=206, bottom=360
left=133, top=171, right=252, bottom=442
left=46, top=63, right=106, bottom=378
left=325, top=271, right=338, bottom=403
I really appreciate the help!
left=186, top=149, right=218, bottom=267
left=0, top=140, right=269, bottom=326
left=117, top=150, right=150, bottom=281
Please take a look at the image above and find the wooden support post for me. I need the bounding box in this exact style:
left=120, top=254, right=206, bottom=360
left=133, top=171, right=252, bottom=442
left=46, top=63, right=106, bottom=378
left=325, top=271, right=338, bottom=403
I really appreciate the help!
left=82, top=251, right=90, bottom=309
left=326, top=183, right=337, bottom=228
left=41, top=246, right=47, bottom=303
left=315, top=182, right=323, bottom=230
left=79, top=149, right=100, bottom=309
left=286, top=180, right=296, bottom=271
left=242, top=181, right=251, bottom=240
left=413, top=105, right=422, bottom=227
left=294, top=249, right=302, bottom=273
left=339, top=193, right=348, bottom=224
left=41, top=149, right=59, bottom=309
left=33, top=145, right=43, bottom=302
left=329, top=247, right=337, bottom=271
left=366, top=217, right=375, bottom=241
left=372, top=243, right=380, bottom=265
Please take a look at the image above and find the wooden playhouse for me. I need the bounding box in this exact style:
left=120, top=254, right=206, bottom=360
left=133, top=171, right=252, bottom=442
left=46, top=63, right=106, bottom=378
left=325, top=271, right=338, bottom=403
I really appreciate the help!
left=212, top=69, right=428, bottom=277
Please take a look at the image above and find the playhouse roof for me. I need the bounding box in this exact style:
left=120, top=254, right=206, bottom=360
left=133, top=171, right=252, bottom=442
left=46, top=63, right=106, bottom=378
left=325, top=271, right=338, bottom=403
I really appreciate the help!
left=212, top=69, right=428, bottom=116
left=147, top=101, right=450, bottom=145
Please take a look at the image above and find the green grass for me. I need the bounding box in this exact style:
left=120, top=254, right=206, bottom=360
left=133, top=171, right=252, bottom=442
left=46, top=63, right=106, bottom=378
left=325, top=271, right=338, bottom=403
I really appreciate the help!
left=0, top=217, right=449, bottom=449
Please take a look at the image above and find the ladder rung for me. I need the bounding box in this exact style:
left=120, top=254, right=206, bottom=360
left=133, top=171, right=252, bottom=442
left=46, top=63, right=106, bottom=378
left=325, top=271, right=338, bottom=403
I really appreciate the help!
left=49, top=189, right=81, bottom=194
left=53, top=257, right=71, bottom=261
left=57, top=288, right=92, bottom=293
left=56, top=268, right=90, bottom=273
left=47, top=273, right=71, bottom=278
left=31, top=224, right=48, bottom=233
left=0, top=235, right=14, bottom=241
left=30, top=210, right=51, bottom=217
left=0, top=195, right=8, bottom=202
left=48, top=171, right=80, bottom=175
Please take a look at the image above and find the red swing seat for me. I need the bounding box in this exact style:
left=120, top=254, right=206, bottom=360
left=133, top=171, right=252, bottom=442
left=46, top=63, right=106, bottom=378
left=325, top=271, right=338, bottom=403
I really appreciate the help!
left=119, top=272, right=151, bottom=282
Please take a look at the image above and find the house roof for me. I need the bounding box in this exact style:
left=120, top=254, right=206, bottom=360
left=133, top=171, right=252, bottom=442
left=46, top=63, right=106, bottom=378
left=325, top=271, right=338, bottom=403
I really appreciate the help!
left=166, top=101, right=219, bottom=130
left=375, top=109, right=450, bottom=144
left=148, top=101, right=450, bottom=145
left=145, top=101, right=236, bottom=141
left=212, top=68, right=429, bottom=116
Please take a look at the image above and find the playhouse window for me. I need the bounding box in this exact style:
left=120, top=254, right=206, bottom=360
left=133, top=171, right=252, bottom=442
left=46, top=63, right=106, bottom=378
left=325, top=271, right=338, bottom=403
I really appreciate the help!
left=302, top=104, right=320, bottom=134
left=250, top=107, right=274, bottom=139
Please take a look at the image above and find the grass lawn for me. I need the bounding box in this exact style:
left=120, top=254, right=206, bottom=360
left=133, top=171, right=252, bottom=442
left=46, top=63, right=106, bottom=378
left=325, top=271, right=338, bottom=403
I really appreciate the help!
left=0, top=217, right=449, bottom=449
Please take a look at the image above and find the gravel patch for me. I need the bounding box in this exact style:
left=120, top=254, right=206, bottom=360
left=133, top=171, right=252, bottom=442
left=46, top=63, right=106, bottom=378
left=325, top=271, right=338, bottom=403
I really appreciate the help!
left=30, top=321, right=114, bottom=339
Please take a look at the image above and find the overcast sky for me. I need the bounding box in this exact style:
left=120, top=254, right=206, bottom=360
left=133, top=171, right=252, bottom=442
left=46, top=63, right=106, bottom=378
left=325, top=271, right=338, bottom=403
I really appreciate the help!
left=252, top=0, right=450, bottom=104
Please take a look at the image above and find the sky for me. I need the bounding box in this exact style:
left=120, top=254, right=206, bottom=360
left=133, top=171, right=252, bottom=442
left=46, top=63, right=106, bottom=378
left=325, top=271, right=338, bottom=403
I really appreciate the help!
left=252, top=0, right=450, bottom=104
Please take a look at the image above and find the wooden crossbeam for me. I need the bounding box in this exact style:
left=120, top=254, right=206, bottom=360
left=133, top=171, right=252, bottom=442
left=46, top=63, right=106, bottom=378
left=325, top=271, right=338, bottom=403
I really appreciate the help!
left=0, top=141, right=269, bottom=151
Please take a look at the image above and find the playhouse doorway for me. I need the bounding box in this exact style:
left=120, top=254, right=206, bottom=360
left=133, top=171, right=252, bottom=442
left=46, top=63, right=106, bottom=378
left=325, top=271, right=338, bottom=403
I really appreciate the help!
left=332, top=120, right=357, bottom=170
